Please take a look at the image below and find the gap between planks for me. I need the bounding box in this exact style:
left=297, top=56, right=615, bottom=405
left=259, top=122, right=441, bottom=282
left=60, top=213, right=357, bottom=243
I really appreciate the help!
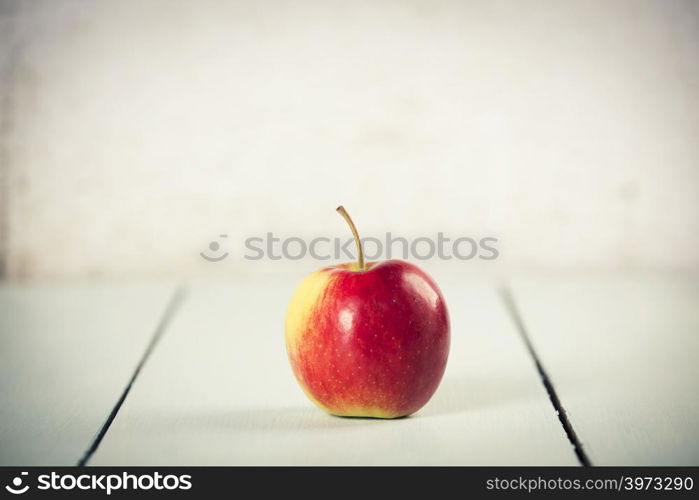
left=77, top=286, right=187, bottom=466
left=500, top=285, right=592, bottom=467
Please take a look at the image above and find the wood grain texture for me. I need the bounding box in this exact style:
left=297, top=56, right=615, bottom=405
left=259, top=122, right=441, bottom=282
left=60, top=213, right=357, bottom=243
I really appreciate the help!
left=92, top=278, right=577, bottom=465
left=0, top=284, right=175, bottom=465
left=511, top=275, right=699, bottom=465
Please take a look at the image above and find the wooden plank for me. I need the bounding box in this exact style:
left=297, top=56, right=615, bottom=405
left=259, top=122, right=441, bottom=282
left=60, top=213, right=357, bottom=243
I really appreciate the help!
left=92, top=278, right=577, bottom=465
left=510, top=275, right=699, bottom=465
left=0, top=284, right=175, bottom=465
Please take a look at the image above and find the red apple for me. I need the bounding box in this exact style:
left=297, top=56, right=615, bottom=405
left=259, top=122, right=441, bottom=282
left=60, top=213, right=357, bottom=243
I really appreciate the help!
left=285, top=206, right=450, bottom=418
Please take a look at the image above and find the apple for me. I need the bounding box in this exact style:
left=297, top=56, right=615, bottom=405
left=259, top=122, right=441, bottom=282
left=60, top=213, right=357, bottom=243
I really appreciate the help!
left=285, top=206, right=450, bottom=418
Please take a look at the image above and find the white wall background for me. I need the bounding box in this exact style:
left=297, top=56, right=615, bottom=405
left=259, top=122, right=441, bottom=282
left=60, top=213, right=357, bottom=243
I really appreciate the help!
left=1, top=0, right=698, bottom=281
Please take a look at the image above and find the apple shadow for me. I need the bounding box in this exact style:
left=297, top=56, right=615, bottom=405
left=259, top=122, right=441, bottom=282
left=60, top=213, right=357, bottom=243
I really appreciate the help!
left=153, top=406, right=386, bottom=433
left=421, top=372, right=541, bottom=417
left=332, top=413, right=410, bottom=421
left=148, top=372, right=538, bottom=432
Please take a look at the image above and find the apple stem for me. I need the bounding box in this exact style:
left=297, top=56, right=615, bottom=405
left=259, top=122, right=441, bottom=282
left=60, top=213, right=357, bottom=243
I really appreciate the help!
left=336, top=206, right=365, bottom=271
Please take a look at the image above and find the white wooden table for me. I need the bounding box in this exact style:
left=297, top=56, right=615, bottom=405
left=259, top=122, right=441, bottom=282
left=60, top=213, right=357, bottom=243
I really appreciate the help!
left=1, top=275, right=697, bottom=466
